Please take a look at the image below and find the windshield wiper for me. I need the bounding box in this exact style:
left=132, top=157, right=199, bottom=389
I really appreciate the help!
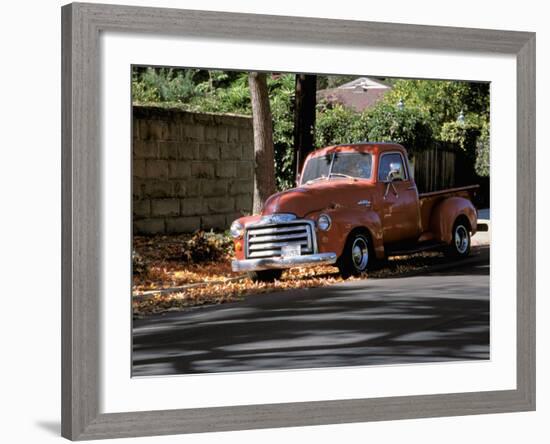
left=305, top=175, right=328, bottom=185
left=328, top=173, right=355, bottom=180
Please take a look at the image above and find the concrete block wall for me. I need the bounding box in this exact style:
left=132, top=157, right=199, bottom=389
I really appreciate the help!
left=133, top=106, right=254, bottom=234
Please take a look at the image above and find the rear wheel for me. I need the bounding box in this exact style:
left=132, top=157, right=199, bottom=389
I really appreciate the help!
left=337, top=232, right=371, bottom=279
left=248, top=269, right=283, bottom=283
left=446, top=219, right=471, bottom=258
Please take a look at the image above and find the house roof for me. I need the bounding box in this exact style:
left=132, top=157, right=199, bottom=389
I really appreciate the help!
left=337, top=77, right=390, bottom=90
left=317, top=77, right=391, bottom=112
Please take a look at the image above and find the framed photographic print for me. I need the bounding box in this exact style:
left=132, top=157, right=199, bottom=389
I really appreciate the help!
left=61, top=2, right=535, bottom=440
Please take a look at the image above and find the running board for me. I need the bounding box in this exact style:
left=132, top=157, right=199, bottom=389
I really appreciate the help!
left=385, top=242, right=446, bottom=257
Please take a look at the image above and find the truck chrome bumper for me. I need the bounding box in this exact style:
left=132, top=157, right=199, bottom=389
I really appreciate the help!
left=232, top=252, right=338, bottom=272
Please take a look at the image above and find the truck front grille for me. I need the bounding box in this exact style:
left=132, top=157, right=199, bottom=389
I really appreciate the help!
left=245, top=221, right=316, bottom=259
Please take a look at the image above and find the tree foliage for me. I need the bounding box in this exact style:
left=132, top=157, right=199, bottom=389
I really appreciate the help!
left=315, top=102, right=432, bottom=158
left=381, top=79, right=490, bottom=176
left=438, top=115, right=490, bottom=177
left=132, top=67, right=199, bottom=103
left=192, top=72, right=252, bottom=114
left=267, top=74, right=296, bottom=189
left=132, top=69, right=491, bottom=188
left=362, top=103, right=432, bottom=156
left=475, top=122, right=490, bottom=177
left=383, top=79, right=489, bottom=131
left=315, top=104, right=368, bottom=147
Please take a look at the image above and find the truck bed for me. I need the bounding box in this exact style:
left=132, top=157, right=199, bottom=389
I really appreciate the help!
left=418, top=185, right=479, bottom=233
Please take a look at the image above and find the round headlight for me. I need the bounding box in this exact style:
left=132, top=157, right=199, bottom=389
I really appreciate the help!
left=317, top=214, right=332, bottom=231
left=230, top=220, right=244, bottom=238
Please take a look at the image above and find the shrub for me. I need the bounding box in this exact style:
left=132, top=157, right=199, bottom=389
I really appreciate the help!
left=439, top=120, right=480, bottom=151
left=181, top=230, right=233, bottom=263
left=382, top=79, right=490, bottom=131
left=475, top=122, right=490, bottom=177
left=190, top=72, right=252, bottom=114
left=132, top=68, right=199, bottom=104
left=363, top=103, right=433, bottom=157
left=315, top=104, right=368, bottom=147
left=439, top=115, right=489, bottom=177
left=269, top=74, right=296, bottom=190
left=315, top=102, right=433, bottom=159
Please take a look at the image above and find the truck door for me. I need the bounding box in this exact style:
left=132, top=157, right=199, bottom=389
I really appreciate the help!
left=377, top=152, right=421, bottom=243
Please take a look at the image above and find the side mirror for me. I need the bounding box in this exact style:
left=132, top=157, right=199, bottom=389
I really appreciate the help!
left=386, top=162, right=403, bottom=182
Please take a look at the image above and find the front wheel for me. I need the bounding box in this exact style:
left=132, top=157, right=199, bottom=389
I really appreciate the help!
left=248, top=269, right=283, bottom=283
left=446, top=220, right=471, bottom=258
left=337, top=232, right=371, bottom=279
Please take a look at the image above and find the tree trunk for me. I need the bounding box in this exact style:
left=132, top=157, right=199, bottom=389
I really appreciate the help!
left=248, top=72, right=276, bottom=214
left=293, top=74, right=317, bottom=183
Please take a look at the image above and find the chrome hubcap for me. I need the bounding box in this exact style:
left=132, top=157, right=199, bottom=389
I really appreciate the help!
left=454, top=225, right=469, bottom=254
left=351, top=237, right=369, bottom=271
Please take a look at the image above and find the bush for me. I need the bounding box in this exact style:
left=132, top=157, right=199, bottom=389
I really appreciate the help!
left=315, top=104, right=368, bottom=147
left=439, top=121, right=480, bottom=151
left=475, top=122, right=490, bottom=177
left=363, top=103, right=433, bottom=157
left=269, top=74, right=296, bottom=190
left=132, top=68, right=199, bottom=104
left=315, top=102, right=432, bottom=159
left=181, top=230, right=233, bottom=263
left=439, top=116, right=489, bottom=177
left=190, top=72, right=252, bottom=114
left=382, top=79, right=489, bottom=131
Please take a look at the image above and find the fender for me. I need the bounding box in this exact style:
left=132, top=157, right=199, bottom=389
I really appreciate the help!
left=430, top=196, right=477, bottom=244
left=309, top=208, right=385, bottom=259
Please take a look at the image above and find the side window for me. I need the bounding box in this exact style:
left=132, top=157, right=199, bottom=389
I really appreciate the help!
left=378, top=153, right=407, bottom=182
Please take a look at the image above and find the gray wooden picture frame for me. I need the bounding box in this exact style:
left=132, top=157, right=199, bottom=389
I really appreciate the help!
left=61, top=2, right=536, bottom=440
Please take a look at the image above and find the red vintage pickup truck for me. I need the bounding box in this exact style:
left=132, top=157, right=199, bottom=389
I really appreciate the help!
left=230, top=143, right=478, bottom=282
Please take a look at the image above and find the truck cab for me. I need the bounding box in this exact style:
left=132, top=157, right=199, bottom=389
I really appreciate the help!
left=230, top=143, right=478, bottom=282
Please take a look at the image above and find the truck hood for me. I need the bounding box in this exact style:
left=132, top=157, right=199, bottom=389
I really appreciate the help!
left=262, top=179, right=375, bottom=217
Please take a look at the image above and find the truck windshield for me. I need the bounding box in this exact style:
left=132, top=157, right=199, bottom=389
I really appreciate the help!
left=301, top=152, right=373, bottom=184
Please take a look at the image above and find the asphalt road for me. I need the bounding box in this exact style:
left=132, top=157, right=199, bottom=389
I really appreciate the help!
left=132, top=254, right=490, bottom=376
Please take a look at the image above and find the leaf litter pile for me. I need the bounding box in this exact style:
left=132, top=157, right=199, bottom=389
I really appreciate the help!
left=132, top=232, right=483, bottom=317
left=132, top=231, right=347, bottom=317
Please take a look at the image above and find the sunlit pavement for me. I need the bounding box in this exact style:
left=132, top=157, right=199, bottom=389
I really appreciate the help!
left=472, top=208, right=490, bottom=246
left=133, top=250, right=490, bottom=376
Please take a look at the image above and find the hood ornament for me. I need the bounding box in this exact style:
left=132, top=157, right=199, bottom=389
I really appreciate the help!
left=263, top=213, right=297, bottom=224
left=251, top=213, right=297, bottom=227
left=357, top=199, right=372, bottom=208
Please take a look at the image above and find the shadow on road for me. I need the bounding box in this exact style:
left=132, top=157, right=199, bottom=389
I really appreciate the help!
left=133, top=263, right=489, bottom=376
left=425, top=263, right=490, bottom=277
